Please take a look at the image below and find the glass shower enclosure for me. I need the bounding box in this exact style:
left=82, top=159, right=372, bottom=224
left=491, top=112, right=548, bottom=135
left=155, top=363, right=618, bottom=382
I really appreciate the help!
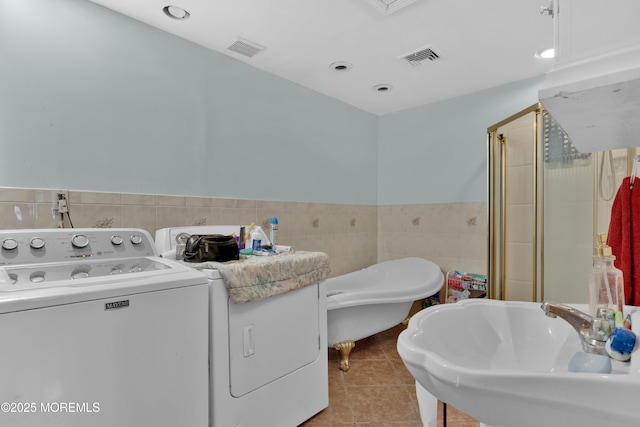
left=487, top=103, right=637, bottom=303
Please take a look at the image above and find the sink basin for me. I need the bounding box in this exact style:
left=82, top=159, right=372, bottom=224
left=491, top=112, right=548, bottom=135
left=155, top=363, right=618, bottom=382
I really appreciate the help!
left=397, top=299, right=640, bottom=427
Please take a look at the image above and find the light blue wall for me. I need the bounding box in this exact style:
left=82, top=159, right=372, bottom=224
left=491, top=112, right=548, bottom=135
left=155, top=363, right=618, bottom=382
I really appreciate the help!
left=378, top=75, right=545, bottom=205
left=0, top=0, right=378, bottom=204
left=1, top=0, right=545, bottom=207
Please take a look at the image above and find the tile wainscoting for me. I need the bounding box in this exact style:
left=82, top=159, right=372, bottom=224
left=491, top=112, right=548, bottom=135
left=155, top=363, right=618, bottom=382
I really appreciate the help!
left=0, top=187, right=486, bottom=278
left=378, top=202, right=487, bottom=276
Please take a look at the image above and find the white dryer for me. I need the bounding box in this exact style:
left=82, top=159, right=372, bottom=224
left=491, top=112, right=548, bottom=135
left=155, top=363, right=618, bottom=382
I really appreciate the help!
left=0, top=228, right=209, bottom=427
left=156, top=225, right=328, bottom=427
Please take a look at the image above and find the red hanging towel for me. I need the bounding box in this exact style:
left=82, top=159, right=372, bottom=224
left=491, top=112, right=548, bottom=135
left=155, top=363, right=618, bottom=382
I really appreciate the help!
left=607, top=176, right=640, bottom=305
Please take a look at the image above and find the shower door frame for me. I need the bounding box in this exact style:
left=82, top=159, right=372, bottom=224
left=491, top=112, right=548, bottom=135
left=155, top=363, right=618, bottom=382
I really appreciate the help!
left=487, top=103, right=543, bottom=301
left=488, top=104, right=638, bottom=302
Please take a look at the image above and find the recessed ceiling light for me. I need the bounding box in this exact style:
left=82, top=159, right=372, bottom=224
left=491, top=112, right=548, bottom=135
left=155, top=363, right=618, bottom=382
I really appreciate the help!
left=163, top=5, right=190, bottom=20
left=535, top=47, right=555, bottom=59
left=373, top=84, right=393, bottom=92
left=330, top=61, right=352, bottom=71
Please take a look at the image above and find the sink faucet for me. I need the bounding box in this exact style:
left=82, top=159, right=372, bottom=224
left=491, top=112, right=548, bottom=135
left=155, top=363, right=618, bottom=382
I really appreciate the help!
left=541, top=301, right=612, bottom=356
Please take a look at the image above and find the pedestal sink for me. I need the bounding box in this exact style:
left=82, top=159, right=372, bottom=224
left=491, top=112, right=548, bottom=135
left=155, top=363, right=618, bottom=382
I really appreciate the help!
left=397, top=299, right=640, bottom=427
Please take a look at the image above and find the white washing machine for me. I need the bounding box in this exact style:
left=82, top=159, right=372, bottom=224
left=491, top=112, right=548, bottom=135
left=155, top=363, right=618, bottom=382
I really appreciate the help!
left=156, top=225, right=328, bottom=427
left=0, top=228, right=209, bottom=427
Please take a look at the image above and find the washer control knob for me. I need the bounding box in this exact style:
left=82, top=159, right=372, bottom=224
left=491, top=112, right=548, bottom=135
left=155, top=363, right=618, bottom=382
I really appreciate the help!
left=71, top=270, right=90, bottom=280
left=130, top=234, right=143, bottom=245
left=30, top=237, right=45, bottom=250
left=111, top=235, right=124, bottom=246
left=1, top=238, right=18, bottom=250
left=110, top=265, right=124, bottom=275
left=71, top=234, right=90, bottom=248
left=30, top=271, right=46, bottom=283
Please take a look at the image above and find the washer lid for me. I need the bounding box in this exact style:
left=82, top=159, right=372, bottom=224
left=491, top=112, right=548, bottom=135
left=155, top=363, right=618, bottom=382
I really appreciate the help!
left=0, top=257, right=207, bottom=313
left=0, top=257, right=170, bottom=289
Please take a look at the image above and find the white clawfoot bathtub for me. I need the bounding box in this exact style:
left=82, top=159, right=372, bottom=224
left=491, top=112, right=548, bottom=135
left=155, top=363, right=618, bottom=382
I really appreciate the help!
left=326, top=257, right=444, bottom=371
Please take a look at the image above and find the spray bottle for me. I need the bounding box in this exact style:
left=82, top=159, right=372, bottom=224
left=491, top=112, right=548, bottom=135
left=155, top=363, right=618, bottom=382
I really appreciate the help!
left=269, top=217, right=278, bottom=247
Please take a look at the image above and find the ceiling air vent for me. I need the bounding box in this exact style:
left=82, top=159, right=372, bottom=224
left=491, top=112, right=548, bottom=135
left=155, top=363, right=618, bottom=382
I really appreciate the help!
left=364, top=0, right=418, bottom=15
left=227, top=38, right=266, bottom=58
left=398, top=45, right=442, bottom=68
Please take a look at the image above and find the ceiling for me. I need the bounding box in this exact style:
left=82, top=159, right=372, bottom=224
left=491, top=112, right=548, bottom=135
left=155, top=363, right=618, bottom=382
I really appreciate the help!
left=88, top=0, right=555, bottom=116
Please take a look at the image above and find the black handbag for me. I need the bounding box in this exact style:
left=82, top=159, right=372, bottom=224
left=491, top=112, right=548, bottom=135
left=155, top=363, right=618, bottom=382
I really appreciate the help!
left=183, top=234, right=239, bottom=263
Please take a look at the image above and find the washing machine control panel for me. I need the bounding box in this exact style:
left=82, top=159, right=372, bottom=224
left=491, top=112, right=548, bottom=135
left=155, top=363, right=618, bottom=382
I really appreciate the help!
left=0, top=228, right=156, bottom=266
left=0, top=229, right=165, bottom=287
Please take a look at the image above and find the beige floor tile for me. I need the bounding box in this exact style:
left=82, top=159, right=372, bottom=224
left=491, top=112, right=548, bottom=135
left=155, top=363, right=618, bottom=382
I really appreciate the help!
left=302, top=323, right=479, bottom=427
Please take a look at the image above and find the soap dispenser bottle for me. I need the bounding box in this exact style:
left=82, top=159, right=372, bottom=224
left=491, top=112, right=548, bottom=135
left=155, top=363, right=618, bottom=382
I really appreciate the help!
left=588, top=233, right=624, bottom=321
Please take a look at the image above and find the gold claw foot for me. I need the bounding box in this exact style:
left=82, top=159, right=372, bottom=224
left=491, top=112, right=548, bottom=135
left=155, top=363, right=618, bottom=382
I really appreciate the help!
left=333, top=340, right=355, bottom=372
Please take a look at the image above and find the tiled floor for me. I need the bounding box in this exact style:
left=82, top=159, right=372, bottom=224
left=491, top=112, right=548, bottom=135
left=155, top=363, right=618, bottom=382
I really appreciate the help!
left=301, top=323, right=479, bottom=427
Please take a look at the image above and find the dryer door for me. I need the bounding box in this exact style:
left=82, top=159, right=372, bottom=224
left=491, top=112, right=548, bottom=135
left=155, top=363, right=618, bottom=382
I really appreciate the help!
left=228, top=284, right=320, bottom=397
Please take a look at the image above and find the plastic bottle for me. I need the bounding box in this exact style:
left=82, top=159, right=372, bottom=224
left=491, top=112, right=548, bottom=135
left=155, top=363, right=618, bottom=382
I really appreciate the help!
left=249, top=226, right=263, bottom=251
left=238, top=226, right=246, bottom=250
left=588, top=233, right=624, bottom=323
left=269, top=217, right=278, bottom=246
